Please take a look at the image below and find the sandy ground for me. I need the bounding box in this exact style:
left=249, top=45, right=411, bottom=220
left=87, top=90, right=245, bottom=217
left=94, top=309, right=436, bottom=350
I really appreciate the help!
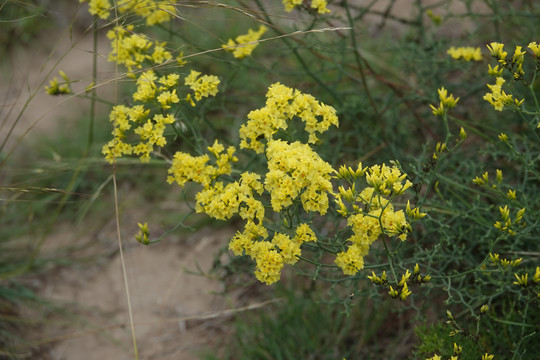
left=40, top=224, right=236, bottom=360
left=1, top=24, right=114, bottom=153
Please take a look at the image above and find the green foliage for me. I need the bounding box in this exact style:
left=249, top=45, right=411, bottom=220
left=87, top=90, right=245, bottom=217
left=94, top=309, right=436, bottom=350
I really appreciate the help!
left=201, top=283, right=410, bottom=360
left=0, top=0, right=51, bottom=49
left=414, top=322, right=483, bottom=360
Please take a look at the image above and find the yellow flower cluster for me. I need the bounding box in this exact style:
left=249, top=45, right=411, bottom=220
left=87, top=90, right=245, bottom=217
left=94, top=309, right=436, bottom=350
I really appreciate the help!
left=388, top=270, right=412, bottom=300
left=102, top=70, right=176, bottom=162
left=425, top=343, right=465, bottom=360
left=80, top=0, right=175, bottom=24
left=487, top=64, right=503, bottom=77
left=283, top=0, right=330, bottom=14
left=196, top=173, right=265, bottom=222
left=164, top=82, right=421, bottom=285
left=487, top=42, right=508, bottom=65
left=223, top=25, right=267, bottom=59
left=167, top=140, right=238, bottom=188
left=44, top=71, right=71, bottom=95
left=365, top=164, right=413, bottom=196
left=447, top=46, right=482, bottom=61
left=79, top=0, right=111, bottom=19
left=239, top=83, right=339, bottom=153
left=135, top=222, right=150, bottom=245
left=333, top=163, right=417, bottom=276
left=164, top=84, right=342, bottom=284
left=165, top=140, right=325, bottom=285
left=102, top=67, right=219, bottom=163
left=229, top=223, right=317, bottom=284
left=184, top=70, right=221, bottom=104
left=107, top=25, right=172, bottom=75
left=483, top=77, right=524, bottom=111
left=493, top=205, right=525, bottom=236
left=369, top=264, right=430, bottom=301
left=118, top=0, right=176, bottom=26
left=489, top=253, right=522, bottom=269
left=265, top=139, right=334, bottom=214
left=101, top=104, right=175, bottom=163
left=472, top=168, right=507, bottom=188
left=529, top=42, right=540, bottom=57
left=486, top=42, right=540, bottom=80
left=430, top=87, right=459, bottom=116
left=511, top=45, right=526, bottom=79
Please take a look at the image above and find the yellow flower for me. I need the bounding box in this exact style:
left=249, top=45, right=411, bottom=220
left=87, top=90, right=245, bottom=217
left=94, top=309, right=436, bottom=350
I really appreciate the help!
left=528, top=42, right=540, bottom=57
left=150, top=42, right=172, bottom=64
left=156, top=90, right=180, bottom=109
left=265, top=140, right=334, bottom=214
left=488, top=64, right=504, bottom=76
left=135, top=222, right=150, bottom=245
left=447, top=46, right=482, bottom=61
left=223, top=25, right=267, bottom=59
left=364, top=163, right=412, bottom=196
left=459, top=127, right=467, bottom=140
left=133, top=70, right=157, bottom=102
left=533, top=267, right=540, bottom=283
left=388, top=285, right=399, bottom=298
left=167, top=153, right=213, bottom=187
left=293, top=223, right=317, bottom=244
left=311, top=0, right=330, bottom=14
left=430, top=87, right=459, bottom=116
left=399, top=282, right=412, bottom=300
left=512, top=46, right=526, bottom=78
left=107, top=25, right=155, bottom=74
left=117, top=0, right=176, bottom=26
left=239, top=83, right=338, bottom=153
left=272, top=233, right=301, bottom=265
left=249, top=241, right=287, bottom=285
left=159, top=74, right=180, bottom=88
left=483, top=77, right=524, bottom=111
left=80, top=0, right=111, bottom=19
left=398, top=269, right=411, bottom=287
left=283, top=0, right=330, bottom=13
left=45, top=77, right=71, bottom=95
left=184, top=70, right=220, bottom=101
left=335, top=244, right=365, bottom=275
left=486, top=42, right=507, bottom=64
left=496, top=169, right=503, bottom=183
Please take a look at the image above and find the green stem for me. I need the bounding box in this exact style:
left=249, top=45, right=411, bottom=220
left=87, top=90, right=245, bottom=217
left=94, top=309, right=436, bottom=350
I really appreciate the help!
left=517, top=110, right=540, bottom=142
left=87, top=15, right=98, bottom=152
left=344, top=0, right=379, bottom=116
left=442, top=112, right=451, bottom=143
left=511, top=299, right=530, bottom=360
left=381, top=237, right=398, bottom=284
left=252, top=0, right=342, bottom=106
